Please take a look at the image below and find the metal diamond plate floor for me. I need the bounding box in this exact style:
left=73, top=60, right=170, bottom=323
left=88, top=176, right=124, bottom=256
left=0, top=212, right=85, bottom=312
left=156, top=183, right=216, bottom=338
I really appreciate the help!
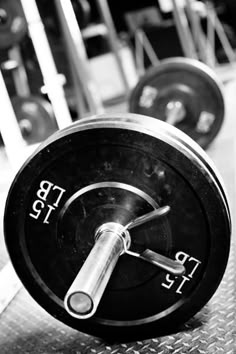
left=0, top=234, right=235, bottom=354
left=0, top=78, right=236, bottom=353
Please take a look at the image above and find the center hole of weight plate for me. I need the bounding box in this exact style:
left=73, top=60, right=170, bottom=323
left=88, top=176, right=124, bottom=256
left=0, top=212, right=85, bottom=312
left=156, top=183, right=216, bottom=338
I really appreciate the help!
left=67, top=292, right=93, bottom=316
left=57, top=182, right=172, bottom=292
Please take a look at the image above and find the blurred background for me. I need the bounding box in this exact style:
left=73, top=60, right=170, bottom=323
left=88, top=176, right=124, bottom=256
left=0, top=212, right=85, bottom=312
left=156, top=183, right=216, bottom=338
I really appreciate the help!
left=0, top=0, right=236, bottom=352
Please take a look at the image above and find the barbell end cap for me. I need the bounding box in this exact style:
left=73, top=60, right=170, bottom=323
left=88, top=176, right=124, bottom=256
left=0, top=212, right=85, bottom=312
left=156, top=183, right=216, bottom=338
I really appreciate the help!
left=64, top=291, right=95, bottom=319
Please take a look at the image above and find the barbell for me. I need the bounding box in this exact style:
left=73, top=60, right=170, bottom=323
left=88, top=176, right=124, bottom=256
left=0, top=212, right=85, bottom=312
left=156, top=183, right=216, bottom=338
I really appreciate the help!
left=129, top=57, right=225, bottom=149
left=4, top=113, right=231, bottom=340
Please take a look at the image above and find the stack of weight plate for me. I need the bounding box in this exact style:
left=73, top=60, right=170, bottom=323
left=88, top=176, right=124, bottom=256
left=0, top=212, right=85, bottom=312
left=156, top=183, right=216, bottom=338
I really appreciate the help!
left=0, top=78, right=236, bottom=353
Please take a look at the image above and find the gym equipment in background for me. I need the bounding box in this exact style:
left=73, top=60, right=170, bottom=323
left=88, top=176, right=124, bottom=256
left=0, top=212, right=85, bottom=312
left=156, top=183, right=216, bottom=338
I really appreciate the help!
left=129, top=57, right=225, bottom=149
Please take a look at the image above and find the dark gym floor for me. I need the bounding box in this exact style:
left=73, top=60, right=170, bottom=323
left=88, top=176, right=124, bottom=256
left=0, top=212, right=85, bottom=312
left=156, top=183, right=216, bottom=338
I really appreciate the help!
left=0, top=71, right=236, bottom=353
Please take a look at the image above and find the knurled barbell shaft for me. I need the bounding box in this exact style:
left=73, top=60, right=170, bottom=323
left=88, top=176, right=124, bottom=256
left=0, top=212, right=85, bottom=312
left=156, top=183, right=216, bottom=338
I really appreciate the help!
left=64, top=226, right=125, bottom=319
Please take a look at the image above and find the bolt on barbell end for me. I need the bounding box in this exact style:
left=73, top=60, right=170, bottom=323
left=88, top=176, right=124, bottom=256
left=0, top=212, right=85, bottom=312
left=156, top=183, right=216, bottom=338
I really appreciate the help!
left=165, top=100, right=186, bottom=126
left=65, top=291, right=94, bottom=318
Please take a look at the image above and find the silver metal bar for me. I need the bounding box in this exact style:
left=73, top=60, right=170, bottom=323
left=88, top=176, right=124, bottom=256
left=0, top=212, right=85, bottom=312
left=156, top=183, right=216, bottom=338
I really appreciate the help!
left=58, top=29, right=88, bottom=118
left=171, top=0, right=198, bottom=59
left=64, top=207, right=184, bottom=319
left=64, top=225, right=125, bottom=319
left=68, top=62, right=87, bottom=118
left=96, top=0, right=130, bottom=95
left=0, top=70, right=26, bottom=169
left=206, top=1, right=216, bottom=67
left=55, top=0, right=104, bottom=115
left=20, top=0, right=72, bottom=129
left=185, top=0, right=208, bottom=63
left=141, top=30, right=160, bottom=67
left=8, top=46, right=31, bottom=97
left=135, top=30, right=145, bottom=77
left=186, top=0, right=216, bottom=67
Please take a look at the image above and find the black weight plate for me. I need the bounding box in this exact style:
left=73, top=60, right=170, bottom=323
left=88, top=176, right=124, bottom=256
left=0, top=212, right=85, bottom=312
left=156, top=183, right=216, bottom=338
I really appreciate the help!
left=4, top=114, right=230, bottom=340
left=12, top=95, right=58, bottom=145
left=129, top=58, right=225, bottom=149
left=0, top=0, right=27, bottom=49
left=72, top=115, right=230, bottom=220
